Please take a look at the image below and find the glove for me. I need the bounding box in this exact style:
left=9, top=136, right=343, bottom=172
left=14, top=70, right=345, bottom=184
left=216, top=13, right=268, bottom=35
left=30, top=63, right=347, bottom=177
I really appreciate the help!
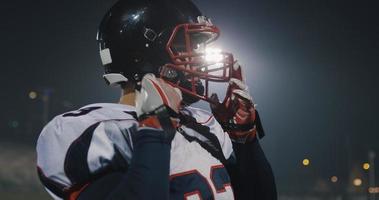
left=135, top=74, right=182, bottom=139
left=210, top=62, right=261, bottom=143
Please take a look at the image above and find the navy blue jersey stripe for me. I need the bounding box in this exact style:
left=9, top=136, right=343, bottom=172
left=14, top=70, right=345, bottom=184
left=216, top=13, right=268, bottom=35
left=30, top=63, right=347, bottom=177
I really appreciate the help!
left=64, top=122, right=100, bottom=185
left=179, top=114, right=227, bottom=165
left=37, top=167, right=67, bottom=198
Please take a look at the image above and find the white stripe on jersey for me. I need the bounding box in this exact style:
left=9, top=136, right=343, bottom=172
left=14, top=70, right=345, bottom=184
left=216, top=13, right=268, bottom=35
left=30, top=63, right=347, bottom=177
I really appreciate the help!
left=87, top=122, right=116, bottom=172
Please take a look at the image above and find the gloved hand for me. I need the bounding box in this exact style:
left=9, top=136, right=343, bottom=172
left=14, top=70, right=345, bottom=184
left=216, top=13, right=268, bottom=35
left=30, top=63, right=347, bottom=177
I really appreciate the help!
left=210, top=62, right=261, bottom=143
left=135, top=74, right=182, bottom=138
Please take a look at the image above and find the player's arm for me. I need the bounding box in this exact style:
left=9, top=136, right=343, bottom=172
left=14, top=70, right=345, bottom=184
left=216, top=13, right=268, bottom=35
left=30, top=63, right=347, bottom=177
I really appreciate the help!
left=77, top=126, right=171, bottom=200
left=211, top=63, right=278, bottom=200
left=78, top=74, right=182, bottom=200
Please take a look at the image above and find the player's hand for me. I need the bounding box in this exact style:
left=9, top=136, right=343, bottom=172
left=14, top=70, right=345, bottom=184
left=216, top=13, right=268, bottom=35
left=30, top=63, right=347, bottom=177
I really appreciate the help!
left=135, top=74, right=182, bottom=137
left=210, top=62, right=258, bottom=143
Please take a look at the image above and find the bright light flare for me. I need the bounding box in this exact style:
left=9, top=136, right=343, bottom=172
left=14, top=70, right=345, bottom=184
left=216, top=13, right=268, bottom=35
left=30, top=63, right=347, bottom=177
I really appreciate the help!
left=205, top=48, right=223, bottom=63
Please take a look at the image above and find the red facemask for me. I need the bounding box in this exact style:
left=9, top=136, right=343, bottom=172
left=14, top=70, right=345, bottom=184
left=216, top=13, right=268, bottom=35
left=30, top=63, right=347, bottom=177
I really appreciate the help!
left=161, top=18, right=236, bottom=105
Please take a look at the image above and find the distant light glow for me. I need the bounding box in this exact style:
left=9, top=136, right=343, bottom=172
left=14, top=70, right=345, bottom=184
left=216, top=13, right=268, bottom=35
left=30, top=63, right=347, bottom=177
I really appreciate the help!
left=369, top=187, right=379, bottom=194
left=363, top=163, right=370, bottom=170
left=353, top=178, right=362, bottom=187
left=10, top=121, right=19, bottom=128
left=29, top=91, right=37, bottom=99
left=302, top=159, right=310, bottom=166
left=205, top=48, right=223, bottom=63
left=331, top=176, right=338, bottom=183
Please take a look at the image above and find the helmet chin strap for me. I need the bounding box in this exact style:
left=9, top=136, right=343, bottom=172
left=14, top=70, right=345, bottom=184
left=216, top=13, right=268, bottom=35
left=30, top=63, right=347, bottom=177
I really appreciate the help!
left=179, top=79, right=205, bottom=105
left=160, top=66, right=206, bottom=105
left=104, top=67, right=205, bottom=105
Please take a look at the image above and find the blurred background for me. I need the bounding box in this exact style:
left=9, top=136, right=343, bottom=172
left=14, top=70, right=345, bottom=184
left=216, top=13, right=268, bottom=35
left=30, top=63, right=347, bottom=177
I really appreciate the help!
left=1, top=0, right=378, bottom=199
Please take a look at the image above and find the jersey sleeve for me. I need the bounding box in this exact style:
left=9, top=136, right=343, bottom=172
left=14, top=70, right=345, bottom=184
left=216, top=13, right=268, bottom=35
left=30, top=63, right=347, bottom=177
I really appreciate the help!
left=36, top=107, right=138, bottom=199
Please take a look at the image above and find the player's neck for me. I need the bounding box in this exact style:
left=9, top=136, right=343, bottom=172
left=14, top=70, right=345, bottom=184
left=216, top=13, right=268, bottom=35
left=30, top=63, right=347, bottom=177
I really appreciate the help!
left=119, top=86, right=136, bottom=106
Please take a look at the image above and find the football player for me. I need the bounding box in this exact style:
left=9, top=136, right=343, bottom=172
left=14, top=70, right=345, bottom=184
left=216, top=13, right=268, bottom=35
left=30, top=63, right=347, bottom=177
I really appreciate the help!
left=36, top=0, right=277, bottom=199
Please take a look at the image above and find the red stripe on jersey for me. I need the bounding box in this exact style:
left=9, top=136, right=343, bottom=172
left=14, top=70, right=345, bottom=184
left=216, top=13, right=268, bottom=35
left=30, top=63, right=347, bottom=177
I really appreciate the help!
left=149, top=79, right=170, bottom=107
left=67, top=183, right=90, bottom=200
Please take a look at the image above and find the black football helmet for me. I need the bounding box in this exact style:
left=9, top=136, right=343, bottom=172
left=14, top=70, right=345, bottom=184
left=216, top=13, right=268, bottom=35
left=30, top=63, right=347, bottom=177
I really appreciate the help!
left=97, top=0, right=235, bottom=104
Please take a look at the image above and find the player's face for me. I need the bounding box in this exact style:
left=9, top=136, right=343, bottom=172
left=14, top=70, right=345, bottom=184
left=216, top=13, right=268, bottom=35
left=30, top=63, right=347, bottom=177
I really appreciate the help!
left=160, top=53, right=205, bottom=105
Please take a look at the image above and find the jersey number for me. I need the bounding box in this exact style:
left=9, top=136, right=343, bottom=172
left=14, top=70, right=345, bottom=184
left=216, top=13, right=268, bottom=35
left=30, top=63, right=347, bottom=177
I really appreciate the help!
left=63, top=106, right=102, bottom=117
left=170, top=165, right=231, bottom=200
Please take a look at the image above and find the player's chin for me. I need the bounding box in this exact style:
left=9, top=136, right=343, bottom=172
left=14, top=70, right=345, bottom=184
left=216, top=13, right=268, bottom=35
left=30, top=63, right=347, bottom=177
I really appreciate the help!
left=179, top=80, right=204, bottom=105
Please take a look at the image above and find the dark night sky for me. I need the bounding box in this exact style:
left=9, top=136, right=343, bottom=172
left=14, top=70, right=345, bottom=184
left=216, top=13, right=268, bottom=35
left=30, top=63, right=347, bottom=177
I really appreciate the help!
left=1, top=0, right=378, bottom=193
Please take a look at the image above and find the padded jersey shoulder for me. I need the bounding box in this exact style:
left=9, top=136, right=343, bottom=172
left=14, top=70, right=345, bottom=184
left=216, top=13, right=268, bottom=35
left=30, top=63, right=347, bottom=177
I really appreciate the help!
left=38, top=103, right=136, bottom=138
left=36, top=103, right=138, bottom=187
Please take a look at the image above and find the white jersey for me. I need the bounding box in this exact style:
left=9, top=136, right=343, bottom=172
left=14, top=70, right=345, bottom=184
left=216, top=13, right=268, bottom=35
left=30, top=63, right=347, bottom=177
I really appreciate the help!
left=37, top=103, right=234, bottom=200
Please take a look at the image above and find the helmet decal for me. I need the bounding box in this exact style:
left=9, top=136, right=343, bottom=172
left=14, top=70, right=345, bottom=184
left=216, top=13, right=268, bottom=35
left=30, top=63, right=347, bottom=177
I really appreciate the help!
left=100, top=48, right=112, bottom=65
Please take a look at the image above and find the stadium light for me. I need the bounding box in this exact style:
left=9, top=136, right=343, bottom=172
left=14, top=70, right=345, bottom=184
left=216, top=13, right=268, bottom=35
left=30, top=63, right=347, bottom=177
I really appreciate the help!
left=330, top=176, right=338, bottom=183
left=353, top=178, right=362, bottom=187
left=302, top=158, right=310, bottom=167
left=363, top=162, right=370, bottom=170
left=29, top=91, right=38, bottom=99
